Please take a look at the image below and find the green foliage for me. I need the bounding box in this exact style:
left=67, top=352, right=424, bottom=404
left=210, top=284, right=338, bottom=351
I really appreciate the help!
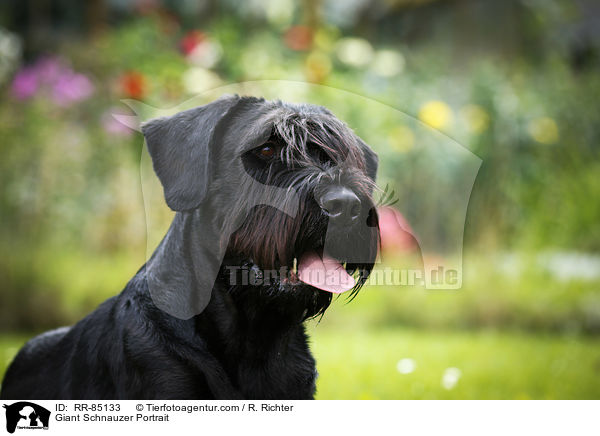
left=0, top=2, right=599, bottom=387
left=310, top=327, right=600, bottom=399
left=320, top=253, right=600, bottom=334
left=0, top=244, right=143, bottom=331
left=3, top=327, right=598, bottom=399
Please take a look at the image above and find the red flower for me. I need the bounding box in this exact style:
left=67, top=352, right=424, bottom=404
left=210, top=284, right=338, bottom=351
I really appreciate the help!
left=120, top=71, right=147, bottom=99
left=180, top=30, right=206, bottom=56
left=284, top=26, right=313, bottom=51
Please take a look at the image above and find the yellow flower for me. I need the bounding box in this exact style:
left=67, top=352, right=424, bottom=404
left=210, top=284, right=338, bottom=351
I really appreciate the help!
left=388, top=125, right=415, bottom=152
left=528, top=117, right=559, bottom=144
left=418, top=101, right=453, bottom=130
left=305, top=51, right=332, bottom=83
left=313, top=28, right=337, bottom=51
left=461, top=104, right=490, bottom=134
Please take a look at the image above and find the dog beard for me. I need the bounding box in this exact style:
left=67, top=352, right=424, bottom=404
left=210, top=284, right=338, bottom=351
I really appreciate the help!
left=223, top=209, right=378, bottom=320
left=223, top=128, right=380, bottom=320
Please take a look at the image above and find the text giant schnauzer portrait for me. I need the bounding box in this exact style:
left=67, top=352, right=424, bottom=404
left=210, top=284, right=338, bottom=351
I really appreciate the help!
left=0, top=95, right=379, bottom=400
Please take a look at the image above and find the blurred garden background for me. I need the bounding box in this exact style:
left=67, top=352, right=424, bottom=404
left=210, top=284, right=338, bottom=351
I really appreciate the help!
left=1, top=0, right=600, bottom=399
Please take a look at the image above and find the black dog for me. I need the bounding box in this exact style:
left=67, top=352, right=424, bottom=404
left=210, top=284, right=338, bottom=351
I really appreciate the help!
left=0, top=95, right=379, bottom=400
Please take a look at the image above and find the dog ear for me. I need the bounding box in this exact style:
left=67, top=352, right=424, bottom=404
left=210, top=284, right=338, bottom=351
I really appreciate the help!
left=141, top=96, right=241, bottom=211
left=359, top=139, right=379, bottom=182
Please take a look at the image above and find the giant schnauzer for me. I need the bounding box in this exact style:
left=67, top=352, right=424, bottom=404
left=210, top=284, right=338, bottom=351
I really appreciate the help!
left=0, top=95, right=379, bottom=400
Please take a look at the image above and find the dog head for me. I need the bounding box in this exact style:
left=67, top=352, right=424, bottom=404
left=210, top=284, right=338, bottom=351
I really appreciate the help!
left=142, top=95, right=379, bottom=319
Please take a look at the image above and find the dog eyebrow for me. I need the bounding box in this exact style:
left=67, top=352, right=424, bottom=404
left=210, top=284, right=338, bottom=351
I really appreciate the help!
left=237, top=125, right=274, bottom=153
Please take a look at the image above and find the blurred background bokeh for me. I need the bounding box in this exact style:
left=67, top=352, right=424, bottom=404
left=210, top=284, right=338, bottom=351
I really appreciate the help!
left=1, top=0, right=599, bottom=399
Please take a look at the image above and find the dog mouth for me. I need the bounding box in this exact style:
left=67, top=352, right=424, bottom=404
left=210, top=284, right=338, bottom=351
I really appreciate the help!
left=286, top=249, right=356, bottom=294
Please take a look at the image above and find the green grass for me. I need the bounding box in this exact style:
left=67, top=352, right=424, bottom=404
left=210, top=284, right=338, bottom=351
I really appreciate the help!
left=309, top=326, right=600, bottom=399
left=308, top=252, right=600, bottom=334
left=3, top=328, right=599, bottom=399
left=0, top=335, right=29, bottom=380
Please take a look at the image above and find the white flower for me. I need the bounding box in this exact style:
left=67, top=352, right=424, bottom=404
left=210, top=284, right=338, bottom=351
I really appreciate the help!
left=335, top=37, right=374, bottom=68
left=182, top=67, right=222, bottom=94
left=441, top=367, right=462, bottom=390
left=396, top=358, right=417, bottom=374
left=187, top=40, right=223, bottom=69
left=0, top=27, right=22, bottom=84
left=371, top=50, right=405, bottom=77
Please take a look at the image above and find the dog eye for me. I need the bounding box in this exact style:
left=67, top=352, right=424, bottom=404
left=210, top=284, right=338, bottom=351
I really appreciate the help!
left=254, top=144, right=278, bottom=160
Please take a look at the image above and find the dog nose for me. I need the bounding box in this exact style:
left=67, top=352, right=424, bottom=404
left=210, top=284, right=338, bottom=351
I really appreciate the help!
left=319, top=187, right=361, bottom=224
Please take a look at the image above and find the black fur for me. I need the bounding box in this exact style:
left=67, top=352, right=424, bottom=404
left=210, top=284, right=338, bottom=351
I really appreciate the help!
left=1, top=96, right=379, bottom=400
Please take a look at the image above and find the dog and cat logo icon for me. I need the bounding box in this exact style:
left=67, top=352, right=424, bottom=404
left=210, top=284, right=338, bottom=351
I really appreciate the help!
left=3, top=402, right=50, bottom=433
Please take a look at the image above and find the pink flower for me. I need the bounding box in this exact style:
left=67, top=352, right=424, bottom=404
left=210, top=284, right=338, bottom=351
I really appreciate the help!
left=36, top=56, right=63, bottom=85
left=378, top=207, right=418, bottom=253
left=10, top=56, right=94, bottom=106
left=51, top=72, right=94, bottom=106
left=11, top=67, right=38, bottom=100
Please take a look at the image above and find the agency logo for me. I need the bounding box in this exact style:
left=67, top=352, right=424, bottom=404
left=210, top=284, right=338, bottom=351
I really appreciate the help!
left=2, top=402, right=50, bottom=433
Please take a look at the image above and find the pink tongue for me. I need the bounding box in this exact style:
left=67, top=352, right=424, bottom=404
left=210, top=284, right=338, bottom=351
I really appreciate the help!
left=297, top=251, right=356, bottom=293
